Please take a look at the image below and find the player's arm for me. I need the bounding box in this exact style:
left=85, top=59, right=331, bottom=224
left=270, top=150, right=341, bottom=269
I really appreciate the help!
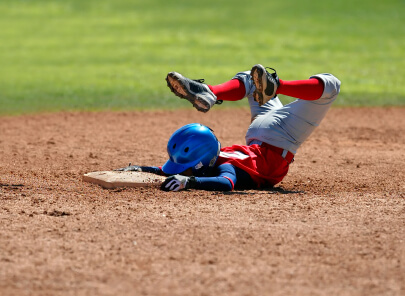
left=161, top=164, right=253, bottom=192
left=114, top=164, right=167, bottom=175
left=161, top=174, right=233, bottom=192
left=192, top=164, right=237, bottom=191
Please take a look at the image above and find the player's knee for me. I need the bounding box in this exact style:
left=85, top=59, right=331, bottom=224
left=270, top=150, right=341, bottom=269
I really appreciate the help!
left=233, top=71, right=254, bottom=97
left=316, top=73, right=341, bottom=101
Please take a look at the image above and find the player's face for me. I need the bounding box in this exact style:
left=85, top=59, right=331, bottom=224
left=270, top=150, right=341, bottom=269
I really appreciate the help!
left=180, top=168, right=193, bottom=176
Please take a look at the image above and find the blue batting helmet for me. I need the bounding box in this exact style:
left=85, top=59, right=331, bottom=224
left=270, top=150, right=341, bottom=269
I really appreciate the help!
left=162, top=123, right=221, bottom=176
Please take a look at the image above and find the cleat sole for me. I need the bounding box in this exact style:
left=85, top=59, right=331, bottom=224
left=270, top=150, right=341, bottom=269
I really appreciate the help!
left=166, top=72, right=210, bottom=113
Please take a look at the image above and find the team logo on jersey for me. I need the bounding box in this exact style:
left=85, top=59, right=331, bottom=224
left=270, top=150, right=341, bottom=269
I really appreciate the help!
left=219, top=151, right=249, bottom=160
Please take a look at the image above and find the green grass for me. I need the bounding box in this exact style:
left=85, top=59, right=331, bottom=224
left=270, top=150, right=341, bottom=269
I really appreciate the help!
left=0, top=0, right=404, bottom=115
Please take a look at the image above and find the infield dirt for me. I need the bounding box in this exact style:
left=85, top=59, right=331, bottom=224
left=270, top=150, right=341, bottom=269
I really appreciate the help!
left=0, top=107, right=404, bottom=296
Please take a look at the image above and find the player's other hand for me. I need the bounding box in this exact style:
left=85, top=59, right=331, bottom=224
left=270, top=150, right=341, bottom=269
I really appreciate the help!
left=161, top=175, right=196, bottom=192
left=114, top=164, right=164, bottom=175
left=114, top=164, right=142, bottom=172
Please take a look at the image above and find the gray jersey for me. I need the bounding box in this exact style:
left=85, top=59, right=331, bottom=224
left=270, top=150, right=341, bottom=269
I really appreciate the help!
left=232, top=71, right=341, bottom=154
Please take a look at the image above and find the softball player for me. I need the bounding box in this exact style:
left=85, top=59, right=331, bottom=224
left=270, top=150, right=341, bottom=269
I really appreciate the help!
left=119, top=64, right=341, bottom=191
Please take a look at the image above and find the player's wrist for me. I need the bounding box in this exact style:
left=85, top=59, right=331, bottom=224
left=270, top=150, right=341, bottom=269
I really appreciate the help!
left=141, top=166, right=162, bottom=175
left=186, top=176, right=197, bottom=189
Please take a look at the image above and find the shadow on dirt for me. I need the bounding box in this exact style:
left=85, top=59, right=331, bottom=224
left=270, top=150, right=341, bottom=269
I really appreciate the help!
left=222, top=187, right=304, bottom=195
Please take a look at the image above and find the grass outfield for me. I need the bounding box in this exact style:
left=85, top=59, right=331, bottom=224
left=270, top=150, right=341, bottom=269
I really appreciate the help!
left=0, top=0, right=404, bottom=115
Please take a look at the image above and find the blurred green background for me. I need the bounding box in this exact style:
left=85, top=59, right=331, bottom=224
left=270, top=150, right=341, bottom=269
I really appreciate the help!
left=0, top=0, right=404, bottom=115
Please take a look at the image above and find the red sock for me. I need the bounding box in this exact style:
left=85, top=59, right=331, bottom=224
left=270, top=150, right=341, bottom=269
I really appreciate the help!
left=276, top=78, right=324, bottom=101
left=208, top=79, right=245, bottom=101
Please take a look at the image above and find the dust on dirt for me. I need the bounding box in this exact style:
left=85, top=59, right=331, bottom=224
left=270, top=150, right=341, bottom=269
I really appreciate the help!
left=0, top=107, right=404, bottom=295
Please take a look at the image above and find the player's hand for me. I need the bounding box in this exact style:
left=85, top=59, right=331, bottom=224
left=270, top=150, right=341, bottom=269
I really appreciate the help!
left=114, top=164, right=142, bottom=172
left=161, top=175, right=196, bottom=192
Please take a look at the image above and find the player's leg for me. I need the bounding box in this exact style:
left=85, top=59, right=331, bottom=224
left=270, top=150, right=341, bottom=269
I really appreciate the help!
left=250, top=64, right=325, bottom=103
left=165, top=70, right=284, bottom=118
left=277, top=73, right=341, bottom=128
left=231, top=70, right=284, bottom=121
left=208, top=79, right=245, bottom=102
left=246, top=67, right=341, bottom=154
left=166, top=71, right=249, bottom=113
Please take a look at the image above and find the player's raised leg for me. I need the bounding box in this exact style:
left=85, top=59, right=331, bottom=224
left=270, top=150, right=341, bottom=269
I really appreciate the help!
left=250, top=64, right=328, bottom=104
left=246, top=68, right=341, bottom=154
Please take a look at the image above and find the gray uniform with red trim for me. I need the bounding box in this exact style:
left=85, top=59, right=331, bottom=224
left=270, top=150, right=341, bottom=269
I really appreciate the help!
left=233, top=71, right=341, bottom=155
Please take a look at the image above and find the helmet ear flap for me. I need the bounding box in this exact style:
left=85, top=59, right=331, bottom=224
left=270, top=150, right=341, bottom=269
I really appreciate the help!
left=191, top=141, right=221, bottom=177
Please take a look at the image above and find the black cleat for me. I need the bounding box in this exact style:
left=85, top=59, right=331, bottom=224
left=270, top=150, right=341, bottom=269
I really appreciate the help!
left=250, top=64, right=280, bottom=106
left=166, top=72, right=220, bottom=113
